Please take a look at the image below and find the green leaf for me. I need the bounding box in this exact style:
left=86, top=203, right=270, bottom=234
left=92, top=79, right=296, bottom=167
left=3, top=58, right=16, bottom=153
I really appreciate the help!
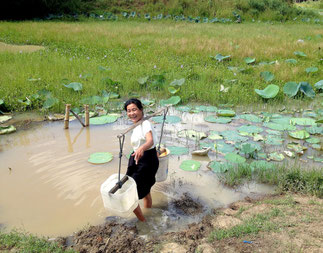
left=88, top=152, right=113, bottom=164
left=283, top=82, right=301, bottom=97
left=220, top=130, right=248, bottom=143
left=160, top=96, right=181, bottom=106
left=167, top=146, right=189, bottom=155
left=260, top=71, right=274, bottom=82
left=0, top=99, right=4, bottom=105
left=170, top=78, right=185, bottom=86
left=194, top=105, right=217, bottom=112
left=225, top=153, right=246, bottom=164
left=177, top=129, right=207, bottom=140
left=305, top=126, right=323, bottom=135
left=250, top=161, right=276, bottom=171
left=299, top=82, right=315, bottom=98
left=90, top=114, right=119, bottom=125
left=306, top=67, right=318, bottom=73
left=288, top=130, right=310, bottom=140
left=207, top=161, right=231, bottom=173
left=263, top=122, right=296, bottom=131
left=294, top=51, right=307, bottom=57
left=239, top=143, right=257, bottom=155
left=216, top=140, right=236, bottom=154
left=285, top=59, right=297, bottom=64
left=290, top=117, right=317, bottom=126
left=180, top=160, right=201, bottom=171
left=208, top=131, right=223, bottom=140
left=238, top=114, right=262, bottom=123
left=176, top=105, right=191, bottom=112
left=138, top=76, right=149, bottom=85
left=0, top=115, right=12, bottom=123
left=244, top=57, right=256, bottom=64
left=268, top=152, right=285, bottom=162
left=314, top=80, right=323, bottom=90
left=217, top=109, right=235, bottom=117
left=168, top=86, right=180, bottom=94
left=212, top=54, right=231, bottom=62
left=255, top=84, right=279, bottom=99
left=238, top=125, right=263, bottom=134
left=306, top=137, right=320, bottom=144
left=0, top=125, right=16, bottom=135
left=151, top=115, right=181, bottom=124
left=42, top=97, right=58, bottom=109
left=204, top=116, right=232, bottom=124
left=64, top=82, right=83, bottom=91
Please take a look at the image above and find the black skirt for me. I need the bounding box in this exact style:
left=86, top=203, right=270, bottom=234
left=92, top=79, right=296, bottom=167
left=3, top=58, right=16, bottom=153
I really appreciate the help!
left=126, top=148, right=159, bottom=199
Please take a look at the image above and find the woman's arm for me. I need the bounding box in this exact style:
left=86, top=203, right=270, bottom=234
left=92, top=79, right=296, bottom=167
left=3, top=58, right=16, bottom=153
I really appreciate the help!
left=132, top=131, right=153, bottom=164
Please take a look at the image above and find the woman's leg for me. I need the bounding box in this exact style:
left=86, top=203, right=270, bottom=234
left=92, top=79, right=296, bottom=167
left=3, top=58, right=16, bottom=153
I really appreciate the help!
left=133, top=204, right=146, bottom=222
left=143, top=193, right=152, bottom=208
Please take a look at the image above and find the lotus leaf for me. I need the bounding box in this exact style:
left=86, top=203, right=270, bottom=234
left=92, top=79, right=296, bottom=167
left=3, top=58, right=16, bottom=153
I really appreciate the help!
left=316, top=118, right=323, bottom=124
left=176, top=106, right=191, bottom=112
left=263, top=122, right=296, bottom=131
left=168, top=86, right=180, bottom=94
left=217, top=109, right=235, bottom=117
left=43, top=97, right=58, bottom=109
left=288, top=130, right=310, bottom=140
left=265, top=135, right=283, bottom=146
left=306, top=137, right=320, bottom=144
left=177, top=129, right=207, bottom=140
left=283, top=82, right=301, bottom=97
left=305, top=126, right=323, bottom=135
left=284, top=151, right=295, bottom=158
left=208, top=131, right=223, bottom=140
left=250, top=160, right=276, bottom=171
left=220, top=130, right=248, bottom=143
left=170, top=78, right=185, bottom=86
left=302, top=111, right=317, bottom=118
left=290, top=117, right=316, bottom=126
left=151, top=115, right=181, bottom=124
left=160, top=96, right=181, bottom=106
left=141, top=99, right=155, bottom=106
left=312, top=144, right=321, bottom=150
left=287, top=143, right=307, bottom=154
left=238, top=114, right=262, bottom=123
left=253, top=134, right=264, bottom=142
left=204, top=116, right=232, bottom=124
left=0, top=116, right=12, bottom=123
left=194, top=105, right=217, bottom=112
left=212, top=54, right=231, bottom=62
left=0, top=125, right=16, bottom=135
left=299, top=82, right=315, bottom=98
left=138, top=76, right=149, bottom=85
left=255, top=84, right=279, bottom=99
left=64, top=82, right=83, bottom=91
left=260, top=71, right=274, bottom=82
left=244, top=57, right=256, bottom=64
left=90, top=114, right=119, bottom=125
left=294, top=51, right=307, bottom=57
left=179, top=160, right=201, bottom=172
left=306, top=67, right=318, bottom=74
left=285, top=59, right=298, bottom=64
left=266, top=129, right=281, bottom=136
left=207, top=161, right=232, bottom=173
left=238, top=125, right=263, bottom=134
left=167, top=146, right=189, bottom=155
left=88, top=152, right=113, bottom=164
left=313, top=157, right=323, bottom=163
left=225, top=153, right=246, bottom=164
left=200, top=142, right=215, bottom=150
left=216, top=140, right=236, bottom=154
left=314, top=80, right=323, bottom=90
left=267, top=152, right=285, bottom=162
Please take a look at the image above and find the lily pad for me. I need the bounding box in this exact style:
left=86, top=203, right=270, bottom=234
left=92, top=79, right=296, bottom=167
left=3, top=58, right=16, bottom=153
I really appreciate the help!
left=294, top=51, right=307, bottom=57
left=266, top=129, right=281, bottom=136
left=238, top=125, right=263, bottom=134
left=305, top=126, right=323, bottom=135
left=306, top=67, right=318, bottom=74
left=64, top=82, right=83, bottom=91
left=200, top=142, right=215, bottom=150
left=0, top=125, right=16, bottom=135
left=306, top=137, right=320, bottom=144
left=208, top=131, right=223, bottom=140
left=238, top=114, right=262, bottom=123
left=217, top=109, right=235, bottom=117
left=160, top=96, right=181, bottom=106
left=287, top=143, right=307, bottom=154
left=314, top=80, right=323, bottom=90
left=176, top=106, right=191, bottom=112
left=312, top=144, right=321, bottom=150
left=220, top=130, right=248, bottom=143
left=255, top=84, right=279, bottom=99
left=290, top=117, right=317, bottom=126
left=260, top=71, right=274, bottom=82
left=177, top=129, right=207, bottom=140
left=267, top=152, right=285, bottom=162
left=283, top=82, right=301, bottom=97
left=244, top=57, right=256, bottom=64
left=285, top=59, right=298, bottom=64
left=194, top=105, right=218, bottom=112
left=43, top=97, right=58, bottom=109
left=167, top=146, right=189, bottom=156
left=88, top=152, right=113, bottom=164
left=216, top=140, right=236, bottom=154
left=204, top=116, right=232, bottom=124
left=263, top=122, right=296, bottom=131
left=170, top=78, right=185, bottom=86
left=180, top=160, right=201, bottom=172
left=90, top=114, right=119, bottom=125
left=265, top=135, right=283, bottom=146
left=0, top=115, right=12, bottom=124
left=225, top=153, right=246, bottom=164
left=151, top=115, right=181, bottom=124
left=299, top=82, right=315, bottom=98
left=212, top=53, right=231, bottom=62
left=168, top=86, right=180, bottom=94
left=284, top=150, right=295, bottom=158
left=288, top=130, right=310, bottom=140
left=207, top=161, right=232, bottom=173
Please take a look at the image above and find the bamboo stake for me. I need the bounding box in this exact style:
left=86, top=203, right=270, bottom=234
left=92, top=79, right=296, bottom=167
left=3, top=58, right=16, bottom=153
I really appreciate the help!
left=70, top=109, right=86, bottom=127
left=64, top=104, right=71, bottom=129
left=84, top=104, right=89, bottom=127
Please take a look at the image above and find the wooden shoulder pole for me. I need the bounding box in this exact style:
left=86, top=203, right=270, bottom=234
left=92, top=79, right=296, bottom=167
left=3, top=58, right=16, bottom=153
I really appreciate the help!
left=64, top=104, right=71, bottom=129
left=84, top=104, right=89, bottom=127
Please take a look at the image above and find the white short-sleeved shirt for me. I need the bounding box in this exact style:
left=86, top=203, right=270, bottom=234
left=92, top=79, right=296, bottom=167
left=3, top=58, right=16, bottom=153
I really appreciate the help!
left=131, top=120, right=158, bottom=151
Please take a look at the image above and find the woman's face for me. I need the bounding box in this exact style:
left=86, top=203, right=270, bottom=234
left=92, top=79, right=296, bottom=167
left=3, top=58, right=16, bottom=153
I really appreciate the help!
left=126, top=103, right=143, bottom=123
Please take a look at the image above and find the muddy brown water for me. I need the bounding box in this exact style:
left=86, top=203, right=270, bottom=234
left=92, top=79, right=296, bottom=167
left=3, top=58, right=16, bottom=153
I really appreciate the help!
left=0, top=110, right=275, bottom=237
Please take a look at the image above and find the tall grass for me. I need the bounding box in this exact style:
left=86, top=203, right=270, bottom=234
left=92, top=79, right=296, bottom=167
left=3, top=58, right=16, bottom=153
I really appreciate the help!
left=0, top=21, right=322, bottom=112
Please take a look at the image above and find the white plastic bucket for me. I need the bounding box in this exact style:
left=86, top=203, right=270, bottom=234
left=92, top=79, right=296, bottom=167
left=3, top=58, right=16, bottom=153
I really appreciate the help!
left=156, top=148, right=170, bottom=182
left=100, top=173, right=138, bottom=217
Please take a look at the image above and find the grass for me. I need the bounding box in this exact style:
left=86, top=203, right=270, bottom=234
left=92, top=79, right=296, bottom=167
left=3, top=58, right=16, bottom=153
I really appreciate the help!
left=0, top=21, right=322, bottom=113
left=0, top=230, right=74, bottom=252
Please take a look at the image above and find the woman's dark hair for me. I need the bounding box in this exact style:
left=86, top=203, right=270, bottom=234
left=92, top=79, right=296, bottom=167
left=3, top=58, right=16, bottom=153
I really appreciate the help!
left=124, top=98, right=143, bottom=111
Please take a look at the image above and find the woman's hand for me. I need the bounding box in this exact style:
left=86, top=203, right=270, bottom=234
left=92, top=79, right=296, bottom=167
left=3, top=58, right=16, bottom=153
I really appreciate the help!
left=132, top=131, right=154, bottom=164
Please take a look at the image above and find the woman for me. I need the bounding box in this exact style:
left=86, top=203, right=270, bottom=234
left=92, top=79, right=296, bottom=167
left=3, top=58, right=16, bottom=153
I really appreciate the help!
left=124, top=98, right=159, bottom=222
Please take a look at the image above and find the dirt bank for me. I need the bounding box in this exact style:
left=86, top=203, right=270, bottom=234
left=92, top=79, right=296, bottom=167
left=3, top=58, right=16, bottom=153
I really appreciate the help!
left=56, top=193, right=322, bottom=253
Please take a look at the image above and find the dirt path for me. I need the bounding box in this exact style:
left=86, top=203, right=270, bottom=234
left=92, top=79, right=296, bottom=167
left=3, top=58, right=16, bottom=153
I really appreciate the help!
left=57, top=193, right=322, bottom=253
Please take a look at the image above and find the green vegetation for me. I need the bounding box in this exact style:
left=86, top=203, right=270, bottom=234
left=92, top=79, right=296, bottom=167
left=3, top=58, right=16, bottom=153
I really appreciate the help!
left=0, top=230, right=74, bottom=252
left=0, top=21, right=322, bottom=113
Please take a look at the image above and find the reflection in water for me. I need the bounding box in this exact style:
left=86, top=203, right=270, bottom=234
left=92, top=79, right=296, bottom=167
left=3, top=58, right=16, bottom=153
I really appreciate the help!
left=0, top=113, right=275, bottom=237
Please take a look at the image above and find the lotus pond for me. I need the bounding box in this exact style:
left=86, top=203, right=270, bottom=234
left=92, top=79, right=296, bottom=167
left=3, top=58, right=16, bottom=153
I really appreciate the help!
left=0, top=104, right=322, bottom=237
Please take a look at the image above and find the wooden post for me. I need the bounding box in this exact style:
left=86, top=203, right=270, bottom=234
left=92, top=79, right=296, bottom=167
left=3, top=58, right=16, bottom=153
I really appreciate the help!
left=84, top=104, right=89, bottom=127
left=64, top=104, right=71, bottom=129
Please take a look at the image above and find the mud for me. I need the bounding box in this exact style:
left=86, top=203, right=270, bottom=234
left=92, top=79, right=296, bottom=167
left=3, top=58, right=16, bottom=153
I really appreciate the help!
left=170, top=192, right=204, bottom=215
